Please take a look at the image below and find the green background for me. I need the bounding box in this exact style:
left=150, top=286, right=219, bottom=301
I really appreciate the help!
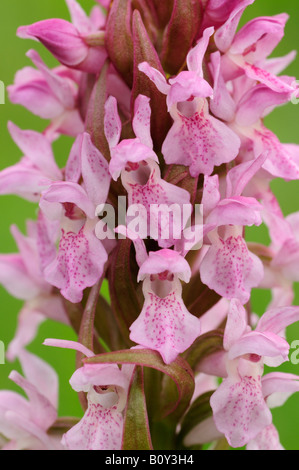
left=0, top=0, right=299, bottom=449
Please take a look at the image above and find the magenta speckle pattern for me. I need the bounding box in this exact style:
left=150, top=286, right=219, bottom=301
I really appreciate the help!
left=62, top=403, right=123, bottom=450
left=210, top=374, right=272, bottom=448
left=44, top=228, right=106, bottom=303
left=200, top=235, right=263, bottom=304
left=130, top=286, right=201, bottom=364
left=162, top=108, right=239, bottom=177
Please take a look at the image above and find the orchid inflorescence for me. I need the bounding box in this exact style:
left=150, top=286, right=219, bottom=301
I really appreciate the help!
left=1, top=0, right=299, bottom=451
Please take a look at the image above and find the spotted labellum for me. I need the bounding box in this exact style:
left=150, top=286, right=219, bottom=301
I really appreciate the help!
left=1, top=0, right=299, bottom=451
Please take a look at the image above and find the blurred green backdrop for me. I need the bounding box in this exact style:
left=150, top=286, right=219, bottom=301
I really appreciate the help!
left=0, top=0, right=299, bottom=449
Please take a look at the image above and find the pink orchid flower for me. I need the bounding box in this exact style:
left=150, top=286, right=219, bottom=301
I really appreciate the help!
left=200, top=299, right=299, bottom=448
left=39, top=132, right=111, bottom=303
left=139, top=27, right=215, bottom=112
left=44, top=339, right=130, bottom=450
left=129, top=247, right=201, bottom=364
left=229, top=160, right=299, bottom=307
left=139, top=29, right=241, bottom=177
left=209, top=50, right=299, bottom=182
left=215, top=8, right=296, bottom=94
left=104, top=94, right=191, bottom=247
left=199, top=171, right=264, bottom=304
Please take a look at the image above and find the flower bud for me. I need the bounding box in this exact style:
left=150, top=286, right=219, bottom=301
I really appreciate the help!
left=17, top=19, right=107, bottom=74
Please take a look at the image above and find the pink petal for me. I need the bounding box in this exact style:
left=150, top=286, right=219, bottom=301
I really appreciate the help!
left=272, top=238, right=299, bottom=282
left=261, top=190, right=293, bottom=248
left=0, top=254, right=41, bottom=300
left=200, top=233, right=264, bottom=304
left=187, top=27, right=214, bottom=76
left=40, top=181, right=95, bottom=220
left=81, top=133, right=110, bottom=206
left=262, top=372, right=299, bottom=408
left=202, top=0, right=254, bottom=31
left=9, top=371, right=57, bottom=431
left=90, top=5, right=107, bottom=30
left=12, top=65, right=43, bottom=86
left=253, top=126, right=299, bottom=180
left=246, top=424, right=283, bottom=450
left=114, top=225, right=148, bottom=268
left=209, top=51, right=236, bottom=122
left=197, top=350, right=227, bottom=378
left=132, top=95, right=153, bottom=148
left=73, top=45, right=108, bottom=74
left=230, top=14, right=289, bottom=62
left=0, top=160, right=51, bottom=202
left=65, top=134, right=84, bottom=183
left=162, top=101, right=240, bottom=177
left=129, top=279, right=201, bottom=364
left=51, top=109, right=84, bottom=137
left=6, top=308, right=45, bottom=362
left=223, top=299, right=248, bottom=350
left=110, top=139, right=158, bottom=180
left=26, top=49, right=76, bottom=109
left=65, top=0, right=94, bottom=35
left=226, top=153, right=268, bottom=198
left=18, top=349, right=59, bottom=410
left=4, top=410, right=59, bottom=450
left=104, top=95, right=122, bottom=150
left=43, top=338, right=94, bottom=358
left=235, top=84, right=291, bottom=127
left=256, top=306, right=299, bottom=336
left=36, top=210, right=59, bottom=272
left=202, top=175, right=221, bottom=217
left=62, top=402, right=123, bottom=450
left=287, top=211, right=299, bottom=239
left=206, top=196, right=263, bottom=227
left=7, top=295, right=67, bottom=362
left=138, top=62, right=170, bottom=96
left=210, top=373, right=272, bottom=448
left=200, top=298, right=229, bottom=335
left=228, top=331, right=289, bottom=364
left=43, top=227, right=107, bottom=303
left=259, top=50, right=297, bottom=76
left=70, top=363, right=128, bottom=395
left=167, top=72, right=213, bottom=109
left=184, top=416, right=222, bottom=447
left=193, top=373, right=218, bottom=400
left=138, top=249, right=191, bottom=283
left=32, top=292, right=68, bottom=326
left=0, top=391, right=32, bottom=441
left=214, top=0, right=254, bottom=52
left=8, top=79, right=65, bottom=120
left=267, top=286, right=295, bottom=310
left=242, top=62, right=295, bottom=93
left=8, top=122, right=61, bottom=180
